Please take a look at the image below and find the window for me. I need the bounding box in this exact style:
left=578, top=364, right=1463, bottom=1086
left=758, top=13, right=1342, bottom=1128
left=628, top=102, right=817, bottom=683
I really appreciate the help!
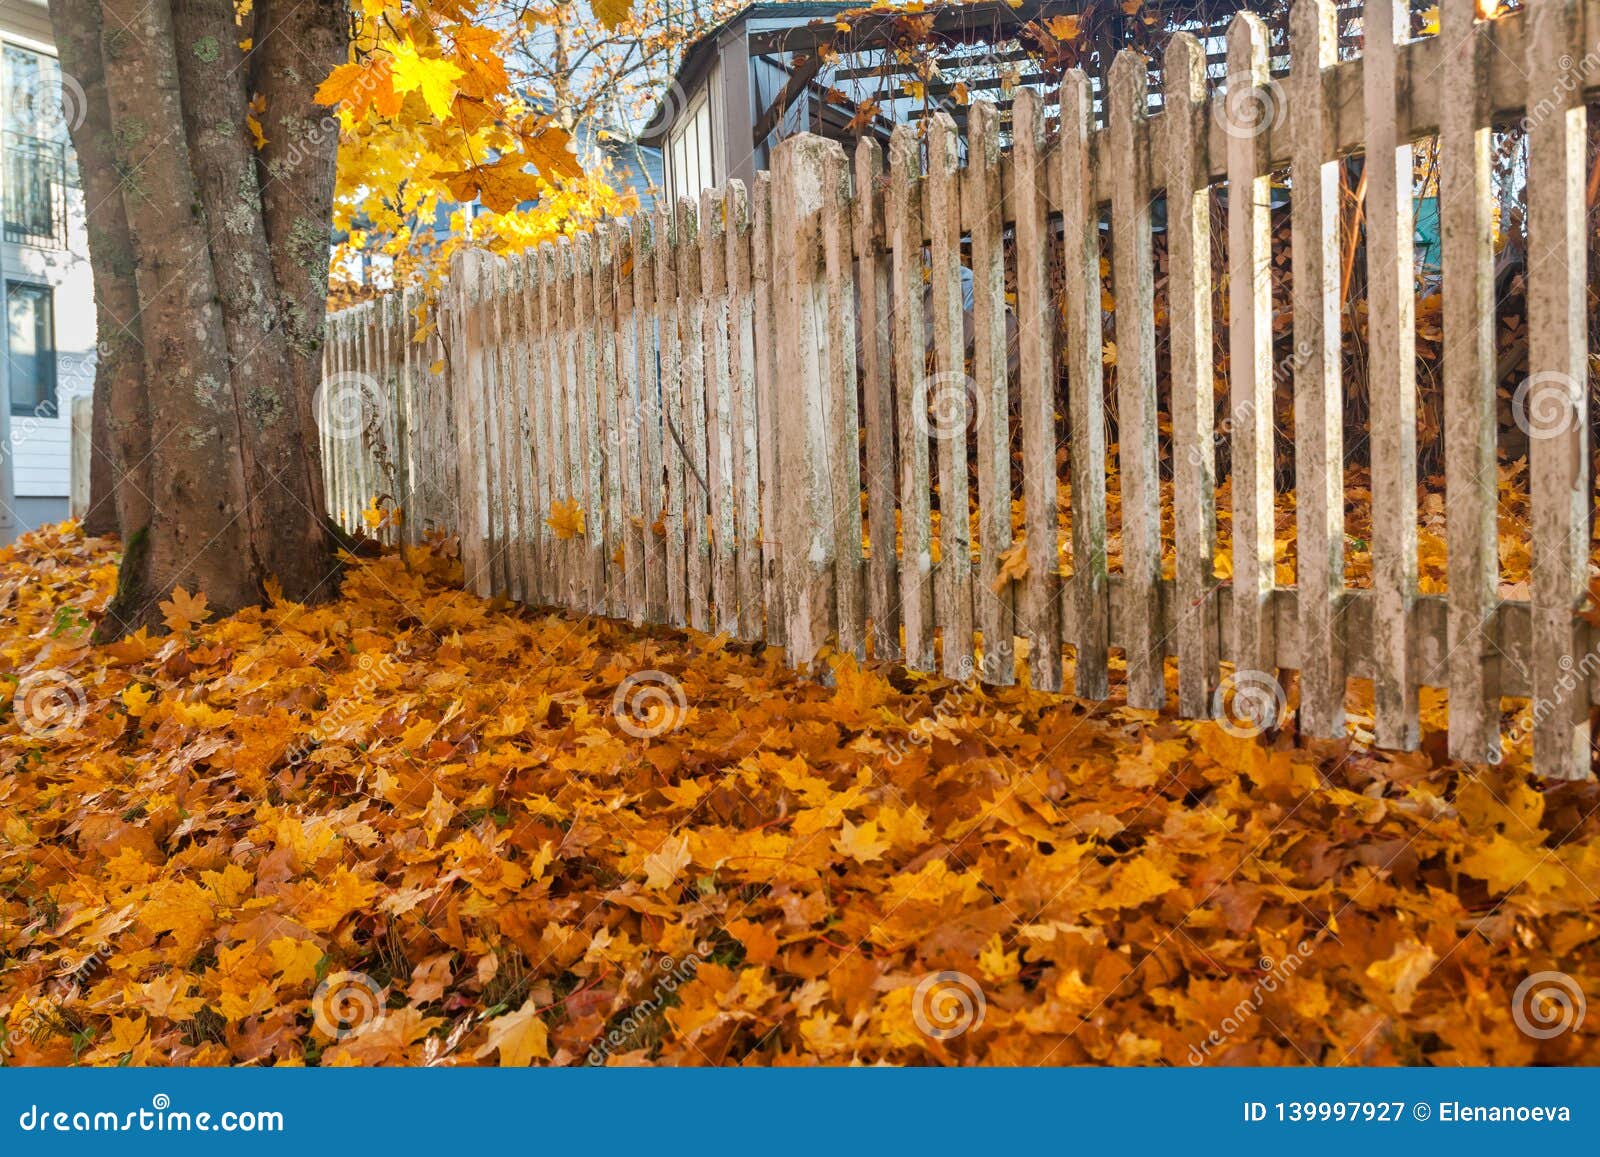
left=666, top=88, right=717, bottom=204
left=2, top=44, right=71, bottom=247
left=7, top=283, right=55, bottom=417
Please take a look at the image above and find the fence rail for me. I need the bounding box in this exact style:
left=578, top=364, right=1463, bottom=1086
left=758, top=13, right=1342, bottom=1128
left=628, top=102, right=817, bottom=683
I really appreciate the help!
left=321, top=0, right=1600, bottom=781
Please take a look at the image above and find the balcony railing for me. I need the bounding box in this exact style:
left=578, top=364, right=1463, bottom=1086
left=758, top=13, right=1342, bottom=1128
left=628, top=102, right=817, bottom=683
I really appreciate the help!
left=3, top=132, right=69, bottom=249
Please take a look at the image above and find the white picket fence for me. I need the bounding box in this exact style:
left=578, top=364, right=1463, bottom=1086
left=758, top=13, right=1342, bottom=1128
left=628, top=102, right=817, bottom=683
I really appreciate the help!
left=321, top=0, right=1600, bottom=781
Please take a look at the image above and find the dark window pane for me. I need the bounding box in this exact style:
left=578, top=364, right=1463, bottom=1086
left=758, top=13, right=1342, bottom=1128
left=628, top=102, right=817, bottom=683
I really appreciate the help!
left=7, top=284, right=55, bottom=417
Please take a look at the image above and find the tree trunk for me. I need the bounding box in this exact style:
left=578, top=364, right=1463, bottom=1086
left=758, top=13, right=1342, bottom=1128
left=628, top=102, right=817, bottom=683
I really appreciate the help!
left=47, top=0, right=150, bottom=543
left=49, top=0, right=347, bottom=635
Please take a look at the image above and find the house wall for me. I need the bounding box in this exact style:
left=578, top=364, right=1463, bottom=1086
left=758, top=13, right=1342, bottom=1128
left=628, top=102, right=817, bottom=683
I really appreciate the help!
left=0, top=0, right=95, bottom=535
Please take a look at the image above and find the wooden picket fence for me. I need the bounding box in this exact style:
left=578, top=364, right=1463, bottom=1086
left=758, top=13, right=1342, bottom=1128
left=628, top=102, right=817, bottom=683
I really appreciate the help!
left=320, top=0, right=1600, bottom=781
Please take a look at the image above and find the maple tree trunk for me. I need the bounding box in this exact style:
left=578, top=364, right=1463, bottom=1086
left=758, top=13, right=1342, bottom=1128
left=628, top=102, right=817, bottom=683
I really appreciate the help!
left=48, top=0, right=349, bottom=636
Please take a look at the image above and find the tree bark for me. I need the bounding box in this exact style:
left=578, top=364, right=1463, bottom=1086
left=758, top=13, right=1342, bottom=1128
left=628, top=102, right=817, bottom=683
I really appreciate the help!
left=47, top=0, right=150, bottom=543
left=254, top=0, right=351, bottom=548
left=49, top=0, right=347, bottom=635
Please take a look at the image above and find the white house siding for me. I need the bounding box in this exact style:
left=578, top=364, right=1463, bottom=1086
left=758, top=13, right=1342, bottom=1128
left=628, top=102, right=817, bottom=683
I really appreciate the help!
left=0, top=0, right=96, bottom=533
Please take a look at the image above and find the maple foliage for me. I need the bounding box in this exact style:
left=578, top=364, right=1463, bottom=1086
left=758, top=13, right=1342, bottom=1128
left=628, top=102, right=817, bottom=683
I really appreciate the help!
left=322, top=0, right=641, bottom=306
left=0, top=522, right=1596, bottom=1066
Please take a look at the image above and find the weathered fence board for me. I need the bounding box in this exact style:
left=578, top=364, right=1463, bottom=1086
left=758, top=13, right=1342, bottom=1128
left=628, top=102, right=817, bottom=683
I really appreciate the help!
left=322, top=1, right=1599, bottom=781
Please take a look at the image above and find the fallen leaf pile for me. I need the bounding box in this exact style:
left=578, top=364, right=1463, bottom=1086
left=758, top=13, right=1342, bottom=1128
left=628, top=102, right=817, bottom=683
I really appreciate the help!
left=1, top=522, right=1596, bottom=1066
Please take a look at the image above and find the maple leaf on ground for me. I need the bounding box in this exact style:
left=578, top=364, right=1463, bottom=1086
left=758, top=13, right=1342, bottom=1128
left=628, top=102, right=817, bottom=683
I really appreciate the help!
left=159, top=587, right=211, bottom=633
left=834, top=818, right=889, bottom=863
left=474, top=999, right=549, bottom=1066
left=641, top=833, right=692, bottom=890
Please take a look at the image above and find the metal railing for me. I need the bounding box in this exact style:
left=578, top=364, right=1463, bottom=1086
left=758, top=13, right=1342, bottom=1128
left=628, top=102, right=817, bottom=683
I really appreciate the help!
left=3, top=132, right=69, bottom=249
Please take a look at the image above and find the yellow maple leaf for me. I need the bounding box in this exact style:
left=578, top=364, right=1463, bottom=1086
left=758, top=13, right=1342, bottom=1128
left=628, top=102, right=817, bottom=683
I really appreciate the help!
left=475, top=999, right=550, bottom=1066
left=977, top=933, right=1022, bottom=983
left=1100, top=855, right=1178, bottom=909
left=388, top=39, right=463, bottom=121
left=547, top=498, right=585, bottom=540
left=159, top=586, right=211, bottom=633
left=1365, top=939, right=1437, bottom=1014
left=992, top=539, right=1028, bottom=593
left=641, top=832, right=692, bottom=890
left=121, top=683, right=154, bottom=717
left=267, top=937, right=324, bottom=988
left=1046, top=14, right=1082, bottom=40
left=592, top=0, right=633, bottom=31
left=833, top=818, right=889, bottom=863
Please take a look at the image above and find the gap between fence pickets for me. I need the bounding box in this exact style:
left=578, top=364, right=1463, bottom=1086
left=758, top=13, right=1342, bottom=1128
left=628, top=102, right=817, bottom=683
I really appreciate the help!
left=319, top=1, right=1600, bottom=780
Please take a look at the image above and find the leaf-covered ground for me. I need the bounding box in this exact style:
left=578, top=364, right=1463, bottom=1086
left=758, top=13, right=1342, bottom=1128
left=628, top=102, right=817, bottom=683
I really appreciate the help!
left=0, top=523, right=1596, bottom=1066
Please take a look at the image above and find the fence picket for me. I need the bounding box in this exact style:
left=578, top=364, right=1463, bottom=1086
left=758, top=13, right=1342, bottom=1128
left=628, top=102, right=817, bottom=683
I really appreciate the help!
left=524, top=249, right=550, bottom=606
left=890, top=123, right=936, bottom=672
left=655, top=206, right=687, bottom=626
left=456, top=249, right=493, bottom=595
left=1165, top=33, right=1220, bottom=719
left=855, top=138, right=901, bottom=662
left=616, top=219, right=645, bottom=624
left=1291, top=0, right=1346, bottom=739
left=1524, top=0, right=1591, bottom=781
left=492, top=258, right=522, bottom=599
left=1225, top=13, right=1277, bottom=698
left=596, top=224, right=624, bottom=618
left=927, top=111, right=973, bottom=679
left=823, top=146, right=865, bottom=660
left=1060, top=71, right=1110, bottom=700
left=1440, top=1, right=1500, bottom=765
left=558, top=237, right=584, bottom=610
left=751, top=174, right=783, bottom=645
left=678, top=198, right=711, bottom=632
left=1109, top=51, right=1164, bottom=712
left=727, top=182, right=764, bottom=641
left=969, top=98, right=1016, bottom=687
left=634, top=216, right=667, bottom=624
left=773, top=136, right=840, bottom=667
left=1365, top=0, right=1420, bottom=750
left=701, top=187, right=739, bottom=635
